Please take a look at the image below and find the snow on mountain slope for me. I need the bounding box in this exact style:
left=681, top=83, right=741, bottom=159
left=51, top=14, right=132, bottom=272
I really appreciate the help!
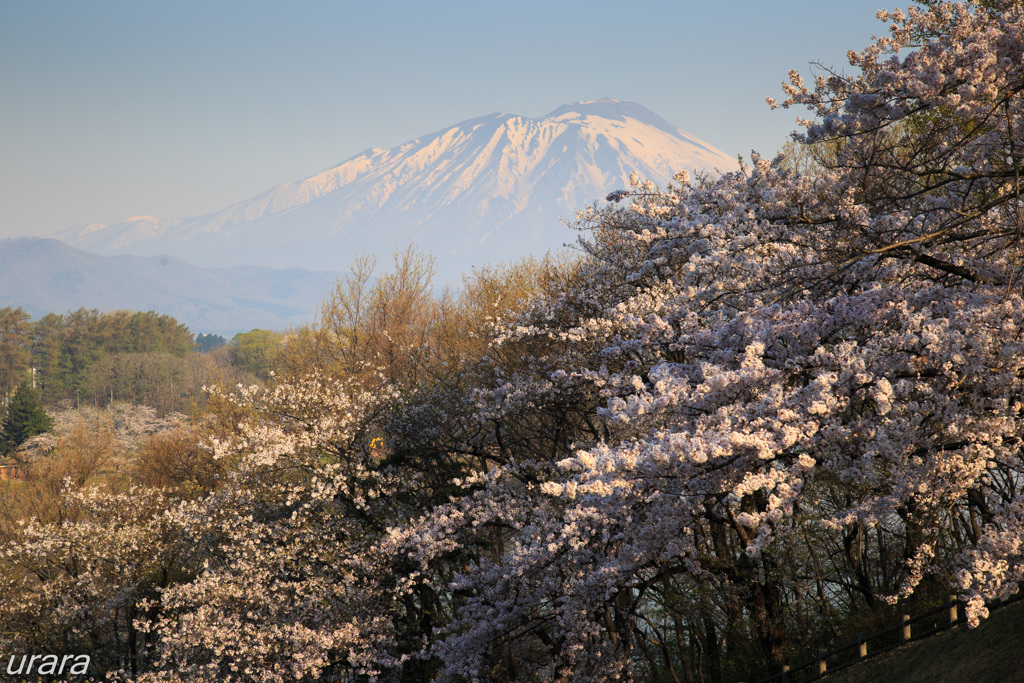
left=53, top=99, right=737, bottom=281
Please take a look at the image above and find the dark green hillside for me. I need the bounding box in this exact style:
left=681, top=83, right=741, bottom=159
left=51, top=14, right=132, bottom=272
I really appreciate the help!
left=821, top=601, right=1024, bottom=683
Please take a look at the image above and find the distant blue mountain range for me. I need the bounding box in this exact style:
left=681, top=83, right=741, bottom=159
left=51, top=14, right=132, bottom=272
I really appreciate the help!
left=0, top=238, right=340, bottom=337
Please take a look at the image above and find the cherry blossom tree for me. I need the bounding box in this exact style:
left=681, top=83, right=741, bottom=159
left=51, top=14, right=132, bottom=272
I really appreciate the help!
left=0, top=485, right=196, bottom=677
left=393, top=3, right=1024, bottom=679
left=134, top=373, right=442, bottom=682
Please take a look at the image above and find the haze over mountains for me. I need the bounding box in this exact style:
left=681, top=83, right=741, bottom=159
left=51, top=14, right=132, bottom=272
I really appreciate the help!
left=52, top=99, right=736, bottom=281
left=5, top=99, right=736, bottom=335
left=0, top=238, right=339, bottom=337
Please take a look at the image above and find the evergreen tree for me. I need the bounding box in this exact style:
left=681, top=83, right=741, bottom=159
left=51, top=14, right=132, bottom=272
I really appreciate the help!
left=2, top=380, right=53, bottom=455
left=194, top=333, right=227, bottom=353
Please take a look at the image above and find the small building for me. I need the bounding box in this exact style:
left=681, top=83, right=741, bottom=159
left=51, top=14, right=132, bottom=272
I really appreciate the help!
left=0, top=464, right=23, bottom=481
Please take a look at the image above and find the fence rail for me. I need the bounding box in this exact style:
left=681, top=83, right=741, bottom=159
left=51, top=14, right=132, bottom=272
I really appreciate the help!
left=750, top=593, right=1021, bottom=683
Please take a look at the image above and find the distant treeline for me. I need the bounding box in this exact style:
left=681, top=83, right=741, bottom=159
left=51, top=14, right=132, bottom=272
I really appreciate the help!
left=0, top=308, right=227, bottom=413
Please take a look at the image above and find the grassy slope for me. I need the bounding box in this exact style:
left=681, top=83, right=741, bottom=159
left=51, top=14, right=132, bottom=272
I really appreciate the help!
left=821, top=599, right=1024, bottom=683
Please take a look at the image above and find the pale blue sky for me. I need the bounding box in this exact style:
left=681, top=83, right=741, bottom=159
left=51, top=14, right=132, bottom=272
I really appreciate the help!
left=1, top=0, right=891, bottom=239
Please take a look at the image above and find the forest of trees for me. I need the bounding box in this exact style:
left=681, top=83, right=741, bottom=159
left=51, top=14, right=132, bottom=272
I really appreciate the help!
left=0, top=308, right=193, bottom=407
left=3, top=2, right=1024, bottom=682
left=0, top=308, right=281, bottom=421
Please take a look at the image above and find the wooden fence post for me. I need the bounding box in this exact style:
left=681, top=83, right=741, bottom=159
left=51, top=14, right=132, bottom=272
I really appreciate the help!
left=858, top=635, right=867, bottom=658
left=817, top=652, right=827, bottom=676
left=781, top=664, right=789, bottom=682
left=949, top=595, right=958, bottom=625
left=902, top=614, right=911, bottom=641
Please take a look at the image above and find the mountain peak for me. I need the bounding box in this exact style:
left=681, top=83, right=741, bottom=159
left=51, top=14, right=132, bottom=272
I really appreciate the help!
left=542, top=98, right=678, bottom=134
left=53, top=100, right=737, bottom=282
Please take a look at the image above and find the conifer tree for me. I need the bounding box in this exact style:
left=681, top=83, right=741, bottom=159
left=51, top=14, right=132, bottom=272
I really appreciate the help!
left=2, top=380, right=53, bottom=455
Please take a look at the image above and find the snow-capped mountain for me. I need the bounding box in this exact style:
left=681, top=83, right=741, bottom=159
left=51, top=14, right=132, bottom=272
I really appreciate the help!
left=53, top=99, right=736, bottom=281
